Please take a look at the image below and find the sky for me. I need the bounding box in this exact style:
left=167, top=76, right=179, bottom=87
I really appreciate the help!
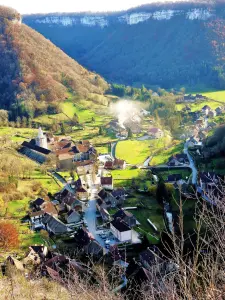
left=0, top=0, right=185, bottom=14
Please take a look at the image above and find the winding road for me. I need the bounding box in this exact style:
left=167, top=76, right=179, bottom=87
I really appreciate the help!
left=183, top=141, right=198, bottom=185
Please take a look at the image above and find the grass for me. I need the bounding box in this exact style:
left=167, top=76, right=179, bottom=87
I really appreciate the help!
left=108, top=192, right=164, bottom=244
left=116, top=137, right=171, bottom=165
left=150, top=141, right=183, bottom=166
left=0, top=127, right=37, bottom=141
left=155, top=169, right=192, bottom=181
left=202, top=90, right=225, bottom=103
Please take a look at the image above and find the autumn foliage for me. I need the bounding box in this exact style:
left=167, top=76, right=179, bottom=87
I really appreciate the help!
left=0, top=221, right=19, bottom=250
left=0, top=6, right=108, bottom=118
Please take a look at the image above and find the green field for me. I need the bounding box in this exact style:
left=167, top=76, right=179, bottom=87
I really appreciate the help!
left=202, top=90, right=225, bottom=103
left=150, top=141, right=183, bottom=166
left=116, top=137, right=171, bottom=165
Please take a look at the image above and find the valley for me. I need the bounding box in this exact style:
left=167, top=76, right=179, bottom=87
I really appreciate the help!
left=0, top=4, right=224, bottom=300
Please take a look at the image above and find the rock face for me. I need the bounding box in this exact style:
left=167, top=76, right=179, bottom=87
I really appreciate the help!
left=23, top=2, right=225, bottom=89
left=26, top=8, right=214, bottom=27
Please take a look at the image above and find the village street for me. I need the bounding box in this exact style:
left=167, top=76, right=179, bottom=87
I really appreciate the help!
left=82, top=173, right=106, bottom=247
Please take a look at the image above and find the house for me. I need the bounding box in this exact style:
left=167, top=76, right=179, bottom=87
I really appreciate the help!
left=55, top=189, right=82, bottom=211
left=113, top=158, right=126, bottom=170
left=23, top=245, right=49, bottom=265
left=29, top=210, right=45, bottom=229
left=148, top=127, right=164, bottom=139
left=75, top=187, right=88, bottom=201
left=111, top=188, right=127, bottom=202
left=104, top=161, right=113, bottom=170
left=196, top=118, right=205, bottom=127
left=113, top=209, right=137, bottom=227
left=65, top=209, right=81, bottom=224
left=42, top=213, right=69, bottom=235
left=110, top=219, right=132, bottom=242
left=57, top=153, right=74, bottom=170
left=29, top=201, right=58, bottom=229
left=73, top=141, right=97, bottom=162
left=104, top=158, right=126, bottom=170
left=126, top=259, right=152, bottom=285
left=31, top=198, right=45, bottom=210
left=201, top=105, right=211, bottom=115
left=101, top=176, right=113, bottom=190
left=188, top=111, right=200, bottom=122
left=215, top=107, right=223, bottom=115
left=208, top=110, right=216, bottom=118
left=98, top=189, right=117, bottom=208
left=75, top=161, right=95, bottom=176
left=84, top=240, right=104, bottom=257
left=168, top=154, right=189, bottom=166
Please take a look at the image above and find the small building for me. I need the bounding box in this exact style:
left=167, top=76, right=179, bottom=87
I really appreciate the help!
left=65, top=209, right=81, bottom=224
left=42, top=213, right=69, bottom=235
left=113, top=158, right=126, bottom=170
left=75, top=187, right=88, bottom=201
left=168, top=154, right=189, bottom=166
left=29, top=210, right=45, bottom=229
left=208, top=110, right=216, bottom=118
left=148, top=127, right=164, bottom=139
left=113, top=209, right=137, bottom=227
left=201, top=105, right=211, bottom=115
left=84, top=240, right=104, bottom=257
left=215, top=107, right=223, bottom=115
left=110, top=219, right=132, bottom=242
left=24, top=245, right=49, bottom=265
left=101, top=176, right=113, bottom=190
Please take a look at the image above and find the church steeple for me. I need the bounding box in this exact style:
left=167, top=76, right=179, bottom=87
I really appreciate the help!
left=36, top=127, right=48, bottom=149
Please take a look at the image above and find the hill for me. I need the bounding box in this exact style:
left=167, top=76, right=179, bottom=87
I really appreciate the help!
left=0, top=6, right=108, bottom=119
left=23, top=1, right=225, bottom=90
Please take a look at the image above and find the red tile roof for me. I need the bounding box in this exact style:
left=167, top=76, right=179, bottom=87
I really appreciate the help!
left=101, top=176, right=113, bottom=185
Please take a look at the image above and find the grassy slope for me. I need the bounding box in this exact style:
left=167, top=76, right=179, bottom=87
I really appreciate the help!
left=150, top=141, right=184, bottom=165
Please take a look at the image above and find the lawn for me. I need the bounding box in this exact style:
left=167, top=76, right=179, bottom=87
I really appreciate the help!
left=116, top=138, right=170, bottom=165
left=111, top=168, right=141, bottom=187
left=155, top=169, right=192, bottom=181
left=150, top=141, right=183, bottom=166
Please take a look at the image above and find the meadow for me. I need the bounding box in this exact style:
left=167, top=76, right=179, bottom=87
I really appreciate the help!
left=116, top=137, right=172, bottom=165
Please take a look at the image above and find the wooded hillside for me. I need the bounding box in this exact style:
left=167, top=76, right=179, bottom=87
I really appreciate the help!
left=0, top=6, right=108, bottom=119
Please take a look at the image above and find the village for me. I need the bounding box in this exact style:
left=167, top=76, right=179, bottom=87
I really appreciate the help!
left=2, top=89, right=224, bottom=291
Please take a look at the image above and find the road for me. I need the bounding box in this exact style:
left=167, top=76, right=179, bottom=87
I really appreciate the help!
left=184, top=142, right=198, bottom=185
left=83, top=174, right=106, bottom=247
left=111, top=142, right=117, bottom=159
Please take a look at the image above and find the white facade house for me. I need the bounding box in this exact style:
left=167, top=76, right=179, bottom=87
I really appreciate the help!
left=110, top=219, right=132, bottom=242
left=36, top=127, right=48, bottom=149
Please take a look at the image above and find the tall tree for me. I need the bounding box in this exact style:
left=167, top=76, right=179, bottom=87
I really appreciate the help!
left=156, top=178, right=169, bottom=205
left=0, top=221, right=19, bottom=250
